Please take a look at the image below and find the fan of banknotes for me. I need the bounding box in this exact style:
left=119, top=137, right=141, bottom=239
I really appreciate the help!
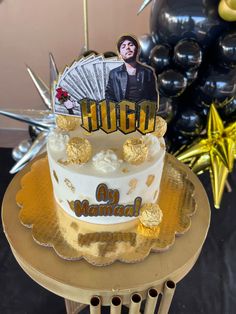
left=53, top=54, right=124, bottom=116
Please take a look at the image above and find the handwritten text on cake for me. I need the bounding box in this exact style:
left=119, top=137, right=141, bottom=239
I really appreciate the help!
left=68, top=183, right=142, bottom=217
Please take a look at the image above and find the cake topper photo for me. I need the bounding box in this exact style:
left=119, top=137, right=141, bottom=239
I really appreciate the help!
left=106, top=35, right=158, bottom=104
left=53, top=34, right=159, bottom=134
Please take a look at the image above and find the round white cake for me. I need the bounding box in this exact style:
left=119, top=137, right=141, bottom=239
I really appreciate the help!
left=47, top=126, right=165, bottom=225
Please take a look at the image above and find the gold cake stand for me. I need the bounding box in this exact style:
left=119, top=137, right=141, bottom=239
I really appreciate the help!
left=2, top=155, right=210, bottom=314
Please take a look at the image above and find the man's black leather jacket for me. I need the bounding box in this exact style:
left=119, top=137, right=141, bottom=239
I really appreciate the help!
left=105, top=63, right=157, bottom=103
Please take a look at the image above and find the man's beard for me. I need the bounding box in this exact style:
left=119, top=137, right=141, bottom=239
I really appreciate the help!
left=124, top=55, right=137, bottom=64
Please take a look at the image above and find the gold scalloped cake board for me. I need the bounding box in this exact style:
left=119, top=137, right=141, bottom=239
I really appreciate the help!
left=16, top=154, right=196, bottom=266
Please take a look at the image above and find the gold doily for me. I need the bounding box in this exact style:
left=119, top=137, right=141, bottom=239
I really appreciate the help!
left=16, top=154, right=196, bottom=266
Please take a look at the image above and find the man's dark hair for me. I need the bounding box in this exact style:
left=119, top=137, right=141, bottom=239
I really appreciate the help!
left=117, top=35, right=139, bottom=53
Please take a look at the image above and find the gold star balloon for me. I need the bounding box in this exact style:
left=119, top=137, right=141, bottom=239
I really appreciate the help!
left=177, top=103, right=236, bottom=208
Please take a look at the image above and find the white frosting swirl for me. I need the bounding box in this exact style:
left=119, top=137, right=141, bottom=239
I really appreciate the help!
left=92, top=149, right=122, bottom=173
left=48, top=130, right=69, bottom=153
left=141, top=134, right=161, bottom=159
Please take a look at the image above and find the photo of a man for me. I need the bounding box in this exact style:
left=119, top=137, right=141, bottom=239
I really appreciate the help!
left=105, top=35, right=158, bottom=103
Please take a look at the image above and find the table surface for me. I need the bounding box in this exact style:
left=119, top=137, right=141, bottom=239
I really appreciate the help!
left=1, top=147, right=236, bottom=313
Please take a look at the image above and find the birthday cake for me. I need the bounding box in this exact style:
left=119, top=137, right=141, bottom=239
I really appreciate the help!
left=46, top=35, right=168, bottom=258
left=48, top=115, right=165, bottom=216
left=14, top=35, right=197, bottom=265
left=46, top=114, right=166, bottom=251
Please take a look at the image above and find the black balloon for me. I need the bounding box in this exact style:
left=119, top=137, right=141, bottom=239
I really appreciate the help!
left=158, top=96, right=177, bottom=123
left=185, top=68, right=198, bottom=85
left=150, top=44, right=171, bottom=73
left=104, top=51, right=117, bottom=58
left=174, top=39, right=202, bottom=69
left=165, top=128, right=193, bottom=152
left=197, top=66, right=236, bottom=103
left=158, top=69, right=187, bottom=97
left=219, top=97, right=236, bottom=121
left=192, top=95, right=210, bottom=118
left=145, top=0, right=236, bottom=154
left=172, top=132, right=193, bottom=146
left=174, top=109, right=204, bottom=136
left=174, top=133, right=193, bottom=145
left=150, top=0, right=228, bottom=47
left=138, top=34, right=156, bottom=62
left=218, top=31, right=236, bottom=69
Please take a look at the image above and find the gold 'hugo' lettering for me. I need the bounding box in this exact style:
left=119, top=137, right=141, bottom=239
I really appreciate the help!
left=138, top=101, right=156, bottom=134
left=79, top=99, right=157, bottom=134
left=119, top=100, right=136, bottom=134
left=99, top=100, right=117, bottom=133
left=80, top=99, right=99, bottom=132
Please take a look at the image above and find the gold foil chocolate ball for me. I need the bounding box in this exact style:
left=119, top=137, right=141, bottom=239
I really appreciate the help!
left=153, top=116, right=167, bottom=138
left=56, top=115, right=80, bottom=131
left=139, top=203, right=163, bottom=227
left=123, top=138, right=148, bottom=165
left=137, top=223, right=160, bottom=238
left=66, top=137, right=92, bottom=164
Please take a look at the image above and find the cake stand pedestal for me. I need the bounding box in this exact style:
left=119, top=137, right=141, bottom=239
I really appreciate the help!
left=2, top=158, right=210, bottom=314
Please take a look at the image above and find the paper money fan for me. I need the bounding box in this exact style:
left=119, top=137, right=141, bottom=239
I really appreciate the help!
left=53, top=55, right=124, bottom=116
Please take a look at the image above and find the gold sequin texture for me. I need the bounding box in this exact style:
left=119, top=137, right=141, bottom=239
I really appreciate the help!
left=78, top=232, right=136, bottom=247
left=53, top=170, right=59, bottom=183
left=123, top=138, right=148, bottom=165
left=139, top=203, right=163, bottom=227
left=153, top=116, right=167, bottom=138
left=127, top=178, right=138, bottom=195
left=66, top=137, right=92, bottom=164
left=146, top=175, right=155, bottom=187
left=70, top=222, right=79, bottom=231
left=64, top=178, right=75, bottom=193
left=56, top=115, right=80, bottom=131
left=99, top=242, right=117, bottom=256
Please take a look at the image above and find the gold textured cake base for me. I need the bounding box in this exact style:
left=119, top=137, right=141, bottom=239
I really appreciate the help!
left=16, top=154, right=196, bottom=266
